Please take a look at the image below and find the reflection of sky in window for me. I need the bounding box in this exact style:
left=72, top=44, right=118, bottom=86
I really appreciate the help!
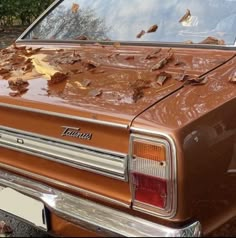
left=27, top=0, right=236, bottom=44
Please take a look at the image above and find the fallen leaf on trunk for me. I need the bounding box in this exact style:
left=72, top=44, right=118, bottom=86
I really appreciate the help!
left=89, top=89, right=103, bottom=97
left=145, top=49, right=162, bottom=60
left=131, top=79, right=151, bottom=102
left=179, top=9, right=191, bottom=23
left=151, top=52, right=174, bottom=71
left=186, top=76, right=208, bottom=85
left=229, top=72, right=236, bottom=83
left=175, top=73, right=190, bottom=82
left=49, top=72, right=68, bottom=85
left=113, top=42, right=121, bottom=49
left=155, top=72, right=172, bottom=86
left=136, top=30, right=146, bottom=39
left=147, top=24, right=158, bottom=33
left=81, top=79, right=92, bottom=87
left=0, top=68, right=10, bottom=75
left=82, top=60, right=100, bottom=71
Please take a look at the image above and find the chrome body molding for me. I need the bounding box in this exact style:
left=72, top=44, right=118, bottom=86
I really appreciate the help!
left=0, top=127, right=128, bottom=181
left=129, top=127, right=177, bottom=219
left=0, top=103, right=129, bottom=129
left=0, top=169, right=201, bottom=237
left=0, top=163, right=129, bottom=208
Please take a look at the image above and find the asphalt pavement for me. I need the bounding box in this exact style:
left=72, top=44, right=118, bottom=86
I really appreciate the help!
left=0, top=210, right=49, bottom=237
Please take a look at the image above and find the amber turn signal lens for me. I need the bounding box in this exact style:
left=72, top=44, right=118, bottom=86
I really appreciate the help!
left=133, top=140, right=166, bottom=162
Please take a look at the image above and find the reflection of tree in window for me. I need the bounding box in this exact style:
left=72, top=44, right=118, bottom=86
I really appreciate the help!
left=31, top=6, right=109, bottom=41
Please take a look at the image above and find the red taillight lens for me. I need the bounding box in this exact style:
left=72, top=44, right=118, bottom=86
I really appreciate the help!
left=133, top=173, right=167, bottom=209
left=130, top=135, right=176, bottom=218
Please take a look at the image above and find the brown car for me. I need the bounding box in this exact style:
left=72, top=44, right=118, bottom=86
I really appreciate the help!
left=0, top=0, right=236, bottom=236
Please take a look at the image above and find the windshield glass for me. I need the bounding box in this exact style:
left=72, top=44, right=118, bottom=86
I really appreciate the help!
left=24, top=0, right=236, bottom=45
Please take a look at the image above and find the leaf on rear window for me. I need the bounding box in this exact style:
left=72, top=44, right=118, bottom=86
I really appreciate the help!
left=179, top=9, right=191, bottom=23
left=136, top=30, right=146, bottom=39
left=147, top=24, right=158, bottom=33
left=199, top=36, right=225, bottom=45
left=72, top=3, right=79, bottom=13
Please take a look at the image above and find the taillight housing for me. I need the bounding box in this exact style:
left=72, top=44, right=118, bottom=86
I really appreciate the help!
left=129, top=134, right=176, bottom=218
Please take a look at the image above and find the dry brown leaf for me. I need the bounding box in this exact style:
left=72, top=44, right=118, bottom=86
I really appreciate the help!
left=72, top=3, right=79, bottom=13
left=179, top=9, right=191, bottom=23
left=125, top=56, right=135, bottom=60
left=89, top=89, right=103, bottom=97
left=81, top=79, right=92, bottom=87
left=199, top=36, right=225, bottom=45
left=0, top=68, right=10, bottom=75
left=147, top=24, right=158, bottom=33
left=229, top=72, right=236, bottom=83
left=155, top=72, right=172, bottom=86
left=136, top=30, right=146, bottom=39
left=145, top=49, right=162, bottom=60
left=0, top=221, right=13, bottom=234
left=75, top=35, right=88, bottom=40
left=187, top=76, right=208, bottom=85
left=113, top=42, right=121, bottom=49
left=175, top=73, right=189, bottom=82
left=82, top=60, right=100, bottom=71
left=49, top=72, right=68, bottom=85
left=151, top=52, right=174, bottom=71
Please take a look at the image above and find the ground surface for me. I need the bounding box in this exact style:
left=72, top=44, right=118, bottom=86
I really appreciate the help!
left=0, top=210, right=49, bottom=237
left=0, top=26, right=26, bottom=49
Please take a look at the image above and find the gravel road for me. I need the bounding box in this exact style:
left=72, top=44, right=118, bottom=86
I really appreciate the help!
left=0, top=210, right=49, bottom=237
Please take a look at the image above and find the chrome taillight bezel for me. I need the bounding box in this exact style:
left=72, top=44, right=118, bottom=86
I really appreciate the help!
left=129, top=131, right=177, bottom=219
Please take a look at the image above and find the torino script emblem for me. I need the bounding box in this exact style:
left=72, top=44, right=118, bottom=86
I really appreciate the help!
left=61, top=126, right=92, bottom=140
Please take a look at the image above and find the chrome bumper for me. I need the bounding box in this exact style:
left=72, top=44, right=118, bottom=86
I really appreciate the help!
left=0, top=170, right=201, bottom=237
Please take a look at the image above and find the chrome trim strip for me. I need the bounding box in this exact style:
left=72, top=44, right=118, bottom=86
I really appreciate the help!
left=0, top=163, right=129, bottom=209
left=0, top=127, right=128, bottom=181
left=0, top=169, right=201, bottom=237
left=0, top=103, right=128, bottom=129
left=129, top=127, right=177, bottom=219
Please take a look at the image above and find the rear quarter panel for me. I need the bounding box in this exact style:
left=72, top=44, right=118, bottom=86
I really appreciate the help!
left=132, top=55, right=236, bottom=235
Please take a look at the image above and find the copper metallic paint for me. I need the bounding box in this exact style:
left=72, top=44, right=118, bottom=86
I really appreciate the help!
left=0, top=40, right=235, bottom=236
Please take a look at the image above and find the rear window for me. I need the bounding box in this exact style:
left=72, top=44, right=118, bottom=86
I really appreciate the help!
left=24, top=0, right=236, bottom=45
